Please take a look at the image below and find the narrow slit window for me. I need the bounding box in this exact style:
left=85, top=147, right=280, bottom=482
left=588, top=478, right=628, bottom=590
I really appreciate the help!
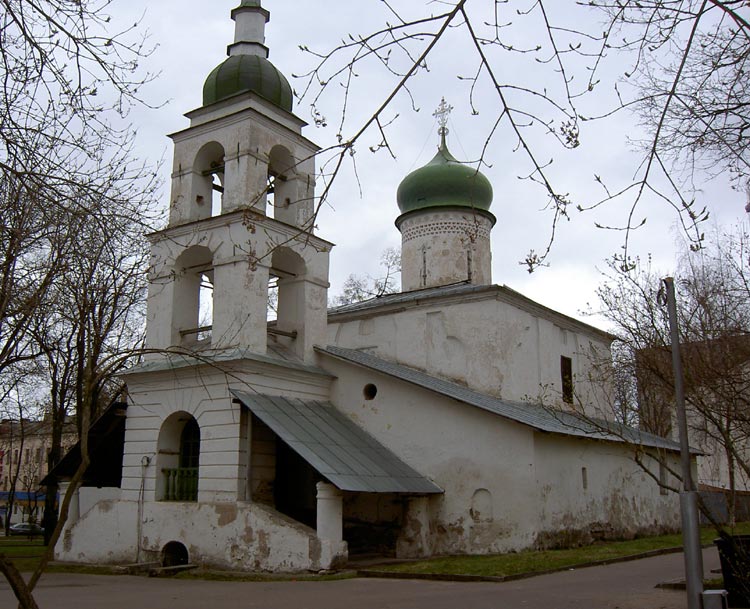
left=561, top=355, right=573, bottom=404
left=211, top=172, right=224, bottom=217
left=197, top=272, right=214, bottom=342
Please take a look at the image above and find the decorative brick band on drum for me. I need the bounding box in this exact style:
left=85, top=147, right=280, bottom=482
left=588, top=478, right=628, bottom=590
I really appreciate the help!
left=400, top=215, right=492, bottom=243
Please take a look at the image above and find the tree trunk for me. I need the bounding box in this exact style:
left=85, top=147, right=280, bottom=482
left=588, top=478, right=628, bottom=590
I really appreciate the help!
left=42, top=415, right=63, bottom=546
left=0, top=554, right=40, bottom=609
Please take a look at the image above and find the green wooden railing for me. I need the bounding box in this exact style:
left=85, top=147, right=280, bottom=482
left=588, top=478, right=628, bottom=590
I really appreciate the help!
left=162, top=467, right=198, bottom=501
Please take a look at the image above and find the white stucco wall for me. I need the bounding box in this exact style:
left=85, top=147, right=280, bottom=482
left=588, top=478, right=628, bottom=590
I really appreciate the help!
left=321, top=353, right=680, bottom=555
left=120, top=358, right=332, bottom=505
left=327, top=287, right=612, bottom=413
left=169, top=95, right=318, bottom=228
left=55, top=357, right=342, bottom=572
left=323, top=354, right=540, bottom=555
left=398, top=209, right=494, bottom=290
left=146, top=211, right=331, bottom=363
left=532, top=434, right=681, bottom=546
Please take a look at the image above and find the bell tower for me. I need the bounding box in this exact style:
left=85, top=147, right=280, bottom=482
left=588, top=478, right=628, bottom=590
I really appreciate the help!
left=144, top=0, right=331, bottom=364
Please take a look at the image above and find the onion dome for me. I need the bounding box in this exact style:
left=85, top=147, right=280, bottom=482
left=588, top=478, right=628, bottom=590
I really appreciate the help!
left=202, top=1, right=293, bottom=112
left=203, top=55, right=293, bottom=111
left=397, top=133, right=493, bottom=214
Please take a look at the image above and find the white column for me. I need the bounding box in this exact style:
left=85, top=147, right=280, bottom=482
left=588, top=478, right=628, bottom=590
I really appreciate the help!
left=316, top=482, right=343, bottom=545
left=315, top=482, right=348, bottom=569
left=58, top=481, right=79, bottom=524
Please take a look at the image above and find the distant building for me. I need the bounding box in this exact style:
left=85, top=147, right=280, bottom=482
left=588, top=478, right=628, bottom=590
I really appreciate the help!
left=637, top=336, right=750, bottom=492
left=53, top=1, right=683, bottom=571
left=0, top=418, right=75, bottom=524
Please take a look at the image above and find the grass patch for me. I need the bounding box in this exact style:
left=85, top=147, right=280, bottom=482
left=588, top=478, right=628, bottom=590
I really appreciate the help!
left=0, top=537, right=46, bottom=570
left=373, top=522, right=750, bottom=578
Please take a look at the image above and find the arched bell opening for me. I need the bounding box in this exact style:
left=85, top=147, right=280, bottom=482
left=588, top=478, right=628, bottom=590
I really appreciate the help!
left=267, top=145, right=298, bottom=223
left=192, top=141, right=226, bottom=219
left=173, top=245, right=214, bottom=348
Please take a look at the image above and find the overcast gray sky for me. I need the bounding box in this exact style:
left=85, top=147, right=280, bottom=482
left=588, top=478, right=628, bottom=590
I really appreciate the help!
left=112, top=0, right=747, bottom=327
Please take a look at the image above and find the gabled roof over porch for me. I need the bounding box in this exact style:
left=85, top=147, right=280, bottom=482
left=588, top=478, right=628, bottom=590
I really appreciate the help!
left=231, top=390, right=442, bottom=494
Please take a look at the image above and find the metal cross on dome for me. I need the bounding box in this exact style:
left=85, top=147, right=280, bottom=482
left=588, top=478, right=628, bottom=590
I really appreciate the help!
left=433, top=97, right=453, bottom=137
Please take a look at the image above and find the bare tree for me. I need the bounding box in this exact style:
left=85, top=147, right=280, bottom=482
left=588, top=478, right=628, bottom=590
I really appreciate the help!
left=32, top=182, right=150, bottom=542
left=295, top=1, right=747, bottom=270
left=331, top=247, right=401, bottom=306
left=596, top=224, right=750, bottom=522
left=0, top=3, right=158, bottom=607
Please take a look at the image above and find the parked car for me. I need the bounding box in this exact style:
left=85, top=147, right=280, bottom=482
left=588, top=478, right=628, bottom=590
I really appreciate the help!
left=9, top=522, right=44, bottom=536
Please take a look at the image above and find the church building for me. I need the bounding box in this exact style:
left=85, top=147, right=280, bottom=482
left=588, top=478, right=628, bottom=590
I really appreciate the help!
left=54, top=1, right=683, bottom=571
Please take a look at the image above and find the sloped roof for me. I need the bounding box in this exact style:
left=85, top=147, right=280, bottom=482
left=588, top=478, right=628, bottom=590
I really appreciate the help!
left=42, top=400, right=128, bottom=487
left=231, top=390, right=443, bottom=494
left=328, top=282, right=491, bottom=316
left=327, top=282, right=614, bottom=341
left=317, top=345, right=689, bottom=453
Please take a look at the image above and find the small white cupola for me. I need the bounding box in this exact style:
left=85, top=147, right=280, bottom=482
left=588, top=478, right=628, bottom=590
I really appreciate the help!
left=228, top=0, right=270, bottom=58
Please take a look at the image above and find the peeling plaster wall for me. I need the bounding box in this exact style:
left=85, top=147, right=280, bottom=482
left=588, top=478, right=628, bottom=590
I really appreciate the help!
left=56, top=360, right=334, bottom=571
left=57, top=496, right=136, bottom=565
left=107, top=313, right=321, bottom=566
left=399, top=210, right=494, bottom=290
left=321, top=354, right=680, bottom=556
left=327, top=292, right=612, bottom=413
left=55, top=496, right=329, bottom=572
left=57, top=359, right=338, bottom=572
left=322, top=355, right=539, bottom=556
left=532, top=433, right=681, bottom=547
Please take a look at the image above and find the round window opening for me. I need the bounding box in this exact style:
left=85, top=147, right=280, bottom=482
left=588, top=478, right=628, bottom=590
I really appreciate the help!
left=363, top=383, right=378, bottom=400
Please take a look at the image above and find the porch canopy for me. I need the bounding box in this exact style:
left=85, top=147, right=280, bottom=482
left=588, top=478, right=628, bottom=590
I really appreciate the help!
left=231, top=390, right=442, bottom=494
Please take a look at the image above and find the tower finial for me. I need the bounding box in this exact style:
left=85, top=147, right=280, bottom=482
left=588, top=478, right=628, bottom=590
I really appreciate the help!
left=228, top=0, right=270, bottom=58
left=433, top=97, right=454, bottom=148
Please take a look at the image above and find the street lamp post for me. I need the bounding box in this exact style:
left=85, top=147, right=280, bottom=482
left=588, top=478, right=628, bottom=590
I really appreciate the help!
left=661, top=276, right=704, bottom=609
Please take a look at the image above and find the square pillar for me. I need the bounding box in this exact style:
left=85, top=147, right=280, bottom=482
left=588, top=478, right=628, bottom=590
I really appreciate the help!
left=397, top=496, right=432, bottom=558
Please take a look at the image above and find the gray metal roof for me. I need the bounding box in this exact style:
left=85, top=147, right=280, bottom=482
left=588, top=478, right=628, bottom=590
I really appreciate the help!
left=317, top=346, right=687, bottom=453
left=231, top=390, right=443, bottom=494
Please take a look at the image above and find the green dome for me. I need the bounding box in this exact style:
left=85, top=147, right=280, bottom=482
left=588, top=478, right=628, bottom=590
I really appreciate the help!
left=203, top=54, right=293, bottom=111
left=397, top=140, right=493, bottom=214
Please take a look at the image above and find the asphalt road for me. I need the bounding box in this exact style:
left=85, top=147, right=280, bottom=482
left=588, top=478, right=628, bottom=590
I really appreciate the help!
left=0, top=547, right=721, bottom=609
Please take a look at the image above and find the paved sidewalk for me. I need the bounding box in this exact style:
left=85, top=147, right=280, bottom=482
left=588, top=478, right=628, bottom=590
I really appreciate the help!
left=0, top=547, right=720, bottom=609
